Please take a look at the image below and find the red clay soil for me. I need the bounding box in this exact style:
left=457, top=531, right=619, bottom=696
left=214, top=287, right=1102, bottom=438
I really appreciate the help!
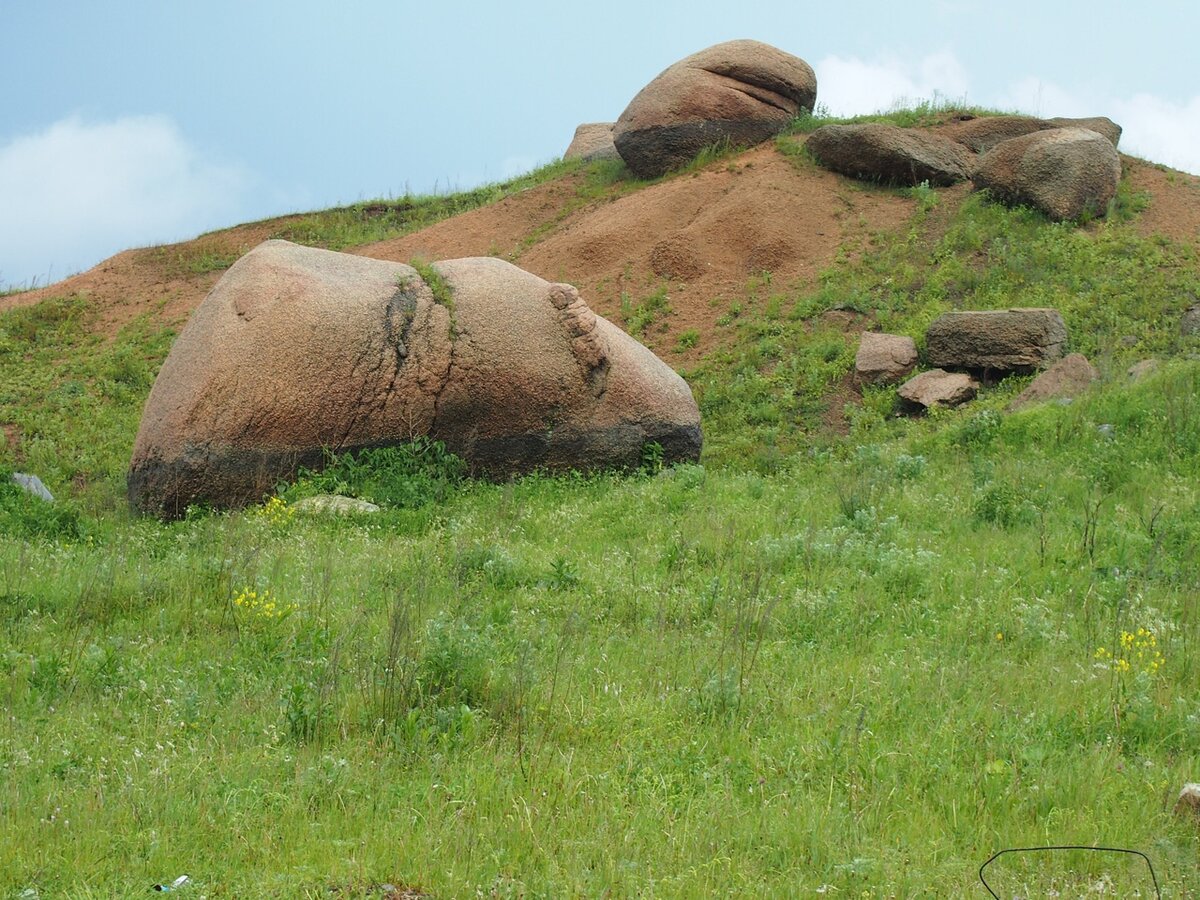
left=4, top=139, right=1198, bottom=360
left=360, top=140, right=916, bottom=363
left=1123, top=156, right=1200, bottom=245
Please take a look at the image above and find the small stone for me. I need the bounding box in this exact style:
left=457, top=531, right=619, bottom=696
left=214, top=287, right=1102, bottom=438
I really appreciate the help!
left=855, top=332, right=919, bottom=385
left=12, top=472, right=53, bottom=502
left=292, top=495, right=381, bottom=516
left=1127, top=358, right=1160, bottom=381
left=1180, top=305, right=1200, bottom=337
left=1009, top=353, right=1099, bottom=410
left=1175, top=783, right=1200, bottom=818
left=898, top=369, right=979, bottom=410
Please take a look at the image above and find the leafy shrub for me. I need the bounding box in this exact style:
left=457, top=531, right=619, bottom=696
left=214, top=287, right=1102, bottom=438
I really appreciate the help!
left=283, top=438, right=465, bottom=509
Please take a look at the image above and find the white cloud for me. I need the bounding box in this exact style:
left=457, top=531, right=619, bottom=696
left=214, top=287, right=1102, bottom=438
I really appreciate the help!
left=814, top=52, right=970, bottom=117
left=1110, top=93, right=1200, bottom=176
left=0, top=115, right=249, bottom=288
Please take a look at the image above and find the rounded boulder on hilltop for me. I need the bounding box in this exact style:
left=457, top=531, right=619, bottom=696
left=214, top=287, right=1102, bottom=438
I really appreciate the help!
left=971, top=127, right=1122, bottom=221
left=613, top=39, right=817, bottom=179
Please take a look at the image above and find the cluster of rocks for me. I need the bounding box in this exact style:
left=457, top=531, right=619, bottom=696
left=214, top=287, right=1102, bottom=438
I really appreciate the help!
left=128, top=241, right=702, bottom=517
left=855, top=307, right=1100, bottom=413
left=563, top=40, right=1123, bottom=222
left=806, top=114, right=1123, bottom=222
left=566, top=40, right=817, bottom=178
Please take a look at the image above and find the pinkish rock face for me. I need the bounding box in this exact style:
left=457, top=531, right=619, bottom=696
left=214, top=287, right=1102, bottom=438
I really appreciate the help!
left=855, top=332, right=919, bottom=385
left=926, top=308, right=1067, bottom=372
left=898, top=369, right=979, bottom=409
left=971, top=128, right=1122, bottom=222
left=1009, top=353, right=1099, bottom=410
left=565, top=123, right=619, bottom=163
left=128, top=241, right=701, bottom=517
left=613, top=40, right=816, bottom=178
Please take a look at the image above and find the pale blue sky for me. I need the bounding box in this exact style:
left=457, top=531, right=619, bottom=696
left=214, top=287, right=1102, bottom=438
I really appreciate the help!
left=2, top=0, right=1198, bottom=287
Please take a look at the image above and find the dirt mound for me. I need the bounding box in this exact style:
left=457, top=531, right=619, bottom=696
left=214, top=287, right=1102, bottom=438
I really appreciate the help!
left=363, top=141, right=914, bottom=361
left=4, top=137, right=1199, bottom=364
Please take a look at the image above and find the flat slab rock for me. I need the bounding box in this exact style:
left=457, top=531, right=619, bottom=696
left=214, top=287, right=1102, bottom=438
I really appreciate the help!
left=613, top=39, right=816, bottom=178
left=805, top=123, right=973, bottom=186
left=11, top=472, right=54, bottom=502
left=1009, top=353, right=1099, bottom=410
left=936, top=114, right=1122, bottom=153
left=926, top=308, right=1067, bottom=372
left=855, top=332, right=918, bottom=385
left=898, top=369, right=979, bottom=409
left=292, top=495, right=381, bottom=516
left=128, top=240, right=702, bottom=518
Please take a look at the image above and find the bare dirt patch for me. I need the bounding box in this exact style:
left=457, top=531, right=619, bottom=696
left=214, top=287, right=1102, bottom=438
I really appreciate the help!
left=1123, top=157, right=1200, bottom=245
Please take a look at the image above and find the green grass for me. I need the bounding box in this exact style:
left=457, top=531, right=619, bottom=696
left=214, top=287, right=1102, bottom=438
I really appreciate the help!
left=270, top=158, right=587, bottom=252
left=3, top=124, right=1200, bottom=896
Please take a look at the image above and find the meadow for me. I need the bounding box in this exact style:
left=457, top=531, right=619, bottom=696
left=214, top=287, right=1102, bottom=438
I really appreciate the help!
left=2, top=111, right=1200, bottom=896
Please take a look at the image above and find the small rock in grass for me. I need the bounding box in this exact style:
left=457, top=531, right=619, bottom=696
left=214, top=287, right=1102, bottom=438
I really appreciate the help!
left=292, top=494, right=381, bottom=516
left=1175, top=783, right=1200, bottom=818
left=1127, top=358, right=1160, bottom=381
left=1180, top=305, right=1200, bottom=336
left=855, top=332, right=919, bottom=385
left=898, top=369, right=979, bottom=410
left=12, top=472, right=54, bottom=502
left=1008, top=353, right=1099, bottom=410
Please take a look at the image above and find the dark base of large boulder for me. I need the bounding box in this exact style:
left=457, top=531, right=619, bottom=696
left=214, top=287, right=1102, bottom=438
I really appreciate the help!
left=615, top=118, right=782, bottom=179
left=129, top=421, right=704, bottom=519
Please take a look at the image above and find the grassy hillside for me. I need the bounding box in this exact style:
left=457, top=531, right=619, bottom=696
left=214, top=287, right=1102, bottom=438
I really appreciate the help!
left=3, top=109, right=1200, bottom=896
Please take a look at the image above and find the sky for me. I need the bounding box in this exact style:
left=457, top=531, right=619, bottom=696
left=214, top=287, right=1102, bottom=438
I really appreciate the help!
left=2, top=0, right=1198, bottom=289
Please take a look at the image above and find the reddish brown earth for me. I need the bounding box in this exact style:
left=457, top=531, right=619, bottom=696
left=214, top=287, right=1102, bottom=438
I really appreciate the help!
left=4, top=138, right=1199, bottom=369
left=362, top=141, right=915, bottom=362
left=1123, top=157, right=1200, bottom=245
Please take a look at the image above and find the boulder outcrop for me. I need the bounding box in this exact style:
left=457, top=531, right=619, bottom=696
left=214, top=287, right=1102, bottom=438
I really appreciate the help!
left=926, top=308, right=1067, bottom=372
left=613, top=40, right=816, bottom=178
left=806, top=123, right=973, bottom=186
left=855, top=332, right=919, bottom=384
left=565, top=123, right=620, bottom=163
left=128, top=240, right=702, bottom=517
left=971, top=128, right=1122, bottom=221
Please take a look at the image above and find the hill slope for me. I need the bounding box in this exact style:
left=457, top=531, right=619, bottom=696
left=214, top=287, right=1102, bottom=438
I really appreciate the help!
left=3, top=112, right=1200, bottom=896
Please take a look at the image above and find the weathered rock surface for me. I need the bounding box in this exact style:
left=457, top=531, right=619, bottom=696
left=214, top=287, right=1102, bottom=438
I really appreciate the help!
left=1176, top=783, right=1200, bottom=818
left=927, top=308, right=1067, bottom=372
left=1181, top=305, right=1200, bottom=336
left=972, top=127, right=1122, bottom=221
left=1009, top=353, right=1099, bottom=410
left=806, top=123, right=973, bottom=186
left=855, top=332, right=919, bottom=384
left=128, top=240, right=702, bottom=517
left=292, top=495, right=381, bottom=516
left=1127, top=358, right=1160, bottom=381
left=613, top=40, right=816, bottom=178
left=937, top=115, right=1122, bottom=153
left=898, top=369, right=979, bottom=409
left=12, top=472, right=53, bottom=502
left=564, top=123, right=620, bottom=163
